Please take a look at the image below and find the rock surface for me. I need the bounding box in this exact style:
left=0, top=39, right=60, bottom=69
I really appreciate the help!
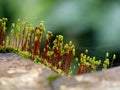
left=0, top=53, right=120, bottom=90
left=0, top=53, right=55, bottom=90
left=52, top=67, right=120, bottom=90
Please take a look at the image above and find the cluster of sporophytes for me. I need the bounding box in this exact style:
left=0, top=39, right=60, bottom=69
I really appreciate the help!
left=0, top=18, right=116, bottom=75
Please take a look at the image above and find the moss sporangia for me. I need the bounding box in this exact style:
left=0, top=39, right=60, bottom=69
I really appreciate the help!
left=0, top=17, right=117, bottom=75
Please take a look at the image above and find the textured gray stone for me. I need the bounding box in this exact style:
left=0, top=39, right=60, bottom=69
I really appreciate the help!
left=52, top=67, right=120, bottom=90
left=0, top=53, right=55, bottom=90
left=0, top=53, right=120, bottom=90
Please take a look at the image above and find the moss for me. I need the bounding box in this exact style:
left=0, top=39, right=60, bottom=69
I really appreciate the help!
left=0, top=17, right=117, bottom=76
left=47, top=74, right=60, bottom=84
left=0, top=47, right=30, bottom=58
left=0, top=47, right=64, bottom=75
left=0, top=47, right=15, bottom=53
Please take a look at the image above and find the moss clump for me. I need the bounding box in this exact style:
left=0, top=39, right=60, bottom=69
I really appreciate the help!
left=0, top=17, right=117, bottom=76
left=47, top=74, right=60, bottom=84
left=0, top=47, right=15, bottom=53
left=0, top=47, right=31, bottom=58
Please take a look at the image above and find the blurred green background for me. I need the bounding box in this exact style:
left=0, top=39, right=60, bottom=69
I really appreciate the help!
left=1, top=0, right=120, bottom=66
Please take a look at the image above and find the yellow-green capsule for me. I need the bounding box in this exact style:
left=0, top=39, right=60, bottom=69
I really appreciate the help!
left=106, top=52, right=109, bottom=57
left=34, top=36, right=38, bottom=41
left=75, top=57, right=78, bottom=62
left=85, top=49, right=88, bottom=53
left=17, top=19, right=21, bottom=23
left=113, top=54, right=116, bottom=60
